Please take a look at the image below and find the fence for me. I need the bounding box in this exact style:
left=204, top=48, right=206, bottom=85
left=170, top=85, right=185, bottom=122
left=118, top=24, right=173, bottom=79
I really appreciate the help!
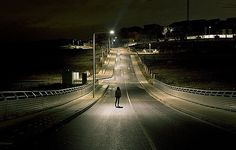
left=0, top=82, right=95, bottom=121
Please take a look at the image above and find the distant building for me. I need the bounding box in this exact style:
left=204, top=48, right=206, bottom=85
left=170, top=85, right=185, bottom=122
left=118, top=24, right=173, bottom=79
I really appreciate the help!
left=219, top=18, right=236, bottom=34
left=165, top=18, right=236, bottom=40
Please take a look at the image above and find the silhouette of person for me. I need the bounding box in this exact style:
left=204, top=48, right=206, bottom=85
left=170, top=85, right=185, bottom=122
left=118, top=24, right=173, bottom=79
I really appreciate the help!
left=115, top=87, right=121, bottom=107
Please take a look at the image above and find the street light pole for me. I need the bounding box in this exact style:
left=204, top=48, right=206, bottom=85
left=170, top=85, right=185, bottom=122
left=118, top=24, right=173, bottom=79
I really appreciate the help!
left=93, top=33, right=96, bottom=98
left=108, top=36, right=111, bottom=53
left=107, top=40, right=109, bottom=55
left=92, top=30, right=114, bottom=98
left=108, top=30, right=115, bottom=53
left=187, top=0, right=189, bottom=21
left=209, top=26, right=211, bottom=35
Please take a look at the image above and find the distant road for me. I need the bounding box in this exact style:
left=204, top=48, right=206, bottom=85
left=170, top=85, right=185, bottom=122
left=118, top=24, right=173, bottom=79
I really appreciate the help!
left=20, top=48, right=235, bottom=150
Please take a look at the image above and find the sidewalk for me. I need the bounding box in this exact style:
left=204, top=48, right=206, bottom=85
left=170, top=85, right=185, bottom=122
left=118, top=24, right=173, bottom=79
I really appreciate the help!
left=97, top=49, right=116, bottom=80
left=130, top=54, right=236, bottom=133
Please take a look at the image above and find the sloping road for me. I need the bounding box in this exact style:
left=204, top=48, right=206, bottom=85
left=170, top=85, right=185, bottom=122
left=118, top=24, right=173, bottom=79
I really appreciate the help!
left=19, top=48, right=235, bottom=150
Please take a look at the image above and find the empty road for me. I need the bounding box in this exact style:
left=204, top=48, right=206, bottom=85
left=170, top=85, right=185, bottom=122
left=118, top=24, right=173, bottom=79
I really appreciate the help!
left=18, top=48, right=235, bottom=150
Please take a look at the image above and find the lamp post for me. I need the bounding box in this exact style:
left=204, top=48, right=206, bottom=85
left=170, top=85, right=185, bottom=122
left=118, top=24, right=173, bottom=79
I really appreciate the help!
left=187, top=0, right=189, bottom=21
left=108, top=30, right=114, bottom=54
left=209, top=26, right=211, bottom=35
left=93, top=33, right=96, bottom=98
left=108, top=37, right=111, bottom=54
left=92, top=30, right=114, bottom=98
left=107, top=39, right=109, bottom=55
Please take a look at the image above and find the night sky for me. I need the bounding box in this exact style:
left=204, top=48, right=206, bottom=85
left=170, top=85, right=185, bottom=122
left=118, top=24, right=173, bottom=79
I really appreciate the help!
left=1, top=0, right=236, bottom=41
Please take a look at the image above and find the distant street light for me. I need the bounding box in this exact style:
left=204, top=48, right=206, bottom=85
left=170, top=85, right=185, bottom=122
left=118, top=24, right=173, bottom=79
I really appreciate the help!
left=110, top=30, right=115, bottom=35
left=209, top=26, right=212, bottom=35
left=108, top=31, right=115, bottom=54
left=108, top=37, right=111, bottom=54
left=93, top=30, right=114, bottom=98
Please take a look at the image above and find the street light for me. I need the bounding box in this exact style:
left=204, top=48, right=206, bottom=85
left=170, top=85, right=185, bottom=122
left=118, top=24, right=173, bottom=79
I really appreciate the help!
left=209, top=26, right=211, bottom=35
left=93, top=30, right=114, bottom=98
left=108, top=32, right=115, bottom=54
left=108, top=36, right=111, bottom=54
left=110, top=30, right=115, bottom=35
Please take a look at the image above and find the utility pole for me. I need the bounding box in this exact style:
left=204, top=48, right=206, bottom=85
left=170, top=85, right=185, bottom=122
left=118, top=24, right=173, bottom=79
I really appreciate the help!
left=186, top=0, right=190, bottom=38
left=187, top=0, right=189, bottom=21
left=93, top=33, right=96, bottom=98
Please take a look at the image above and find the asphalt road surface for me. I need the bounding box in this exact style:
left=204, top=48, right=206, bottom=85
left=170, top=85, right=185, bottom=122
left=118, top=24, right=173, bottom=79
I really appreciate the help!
left=19, top=48, right=235, bottom=150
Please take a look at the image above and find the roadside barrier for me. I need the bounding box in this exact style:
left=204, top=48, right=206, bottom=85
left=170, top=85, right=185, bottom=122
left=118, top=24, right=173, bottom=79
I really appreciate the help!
left=135, top=53, right=236, bottom=111
left=151, top=79, right=236, bottom=111
left=0, top=83, right=91, bottom=101
left=0, top=82, right=95, bottom=121
left=152, top=79, right=236, bottom=98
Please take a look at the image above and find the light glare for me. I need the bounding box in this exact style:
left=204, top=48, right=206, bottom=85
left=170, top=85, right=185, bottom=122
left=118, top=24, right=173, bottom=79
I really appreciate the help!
left=110, top=30, right=115, bottom=35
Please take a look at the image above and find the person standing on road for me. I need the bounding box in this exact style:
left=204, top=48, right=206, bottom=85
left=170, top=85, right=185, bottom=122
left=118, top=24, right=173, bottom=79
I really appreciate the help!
left=115, top=87, right=121, bottom=107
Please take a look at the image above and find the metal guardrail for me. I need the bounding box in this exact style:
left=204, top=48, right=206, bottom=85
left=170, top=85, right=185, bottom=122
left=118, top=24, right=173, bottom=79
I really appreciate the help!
left=153, top=79, right=236, bottom=98
left=134, top=54, right=236, bottom=112
left=151, top=79, right=236, bottom=112
left=136, top=53, right=236, bottom=98
left=0, top=82, right=92, bottom=101
left=0, top=82, right=96, bottom=121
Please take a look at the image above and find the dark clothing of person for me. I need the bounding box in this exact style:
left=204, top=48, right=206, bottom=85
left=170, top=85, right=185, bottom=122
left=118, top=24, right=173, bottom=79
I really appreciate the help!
left=115, top=87, right=121, bottom=107
left=115, top=97, right=120, bottom=107
left=115, top=88, right=121, bottom=98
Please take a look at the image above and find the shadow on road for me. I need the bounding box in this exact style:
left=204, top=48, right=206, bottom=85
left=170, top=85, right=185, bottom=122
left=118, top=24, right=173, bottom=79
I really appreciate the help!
left=116, top=106, right=123, bottom=108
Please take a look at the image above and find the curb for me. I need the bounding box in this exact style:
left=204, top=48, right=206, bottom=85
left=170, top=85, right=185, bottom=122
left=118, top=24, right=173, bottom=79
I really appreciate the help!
left=44, top=84, right=109, bottom=131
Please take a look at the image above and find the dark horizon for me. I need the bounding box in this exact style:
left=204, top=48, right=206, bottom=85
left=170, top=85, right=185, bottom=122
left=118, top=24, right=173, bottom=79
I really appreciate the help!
left=1, top=0, right=236, bottom=41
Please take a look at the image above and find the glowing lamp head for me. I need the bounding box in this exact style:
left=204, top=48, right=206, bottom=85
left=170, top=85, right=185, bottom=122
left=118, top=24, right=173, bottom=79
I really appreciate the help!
left=110, top=30, right=115, bottom=35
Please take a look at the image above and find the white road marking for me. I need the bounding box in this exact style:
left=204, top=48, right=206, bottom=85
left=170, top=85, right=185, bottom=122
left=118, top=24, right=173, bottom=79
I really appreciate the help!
left=124, top=67, right=157, bottom=150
